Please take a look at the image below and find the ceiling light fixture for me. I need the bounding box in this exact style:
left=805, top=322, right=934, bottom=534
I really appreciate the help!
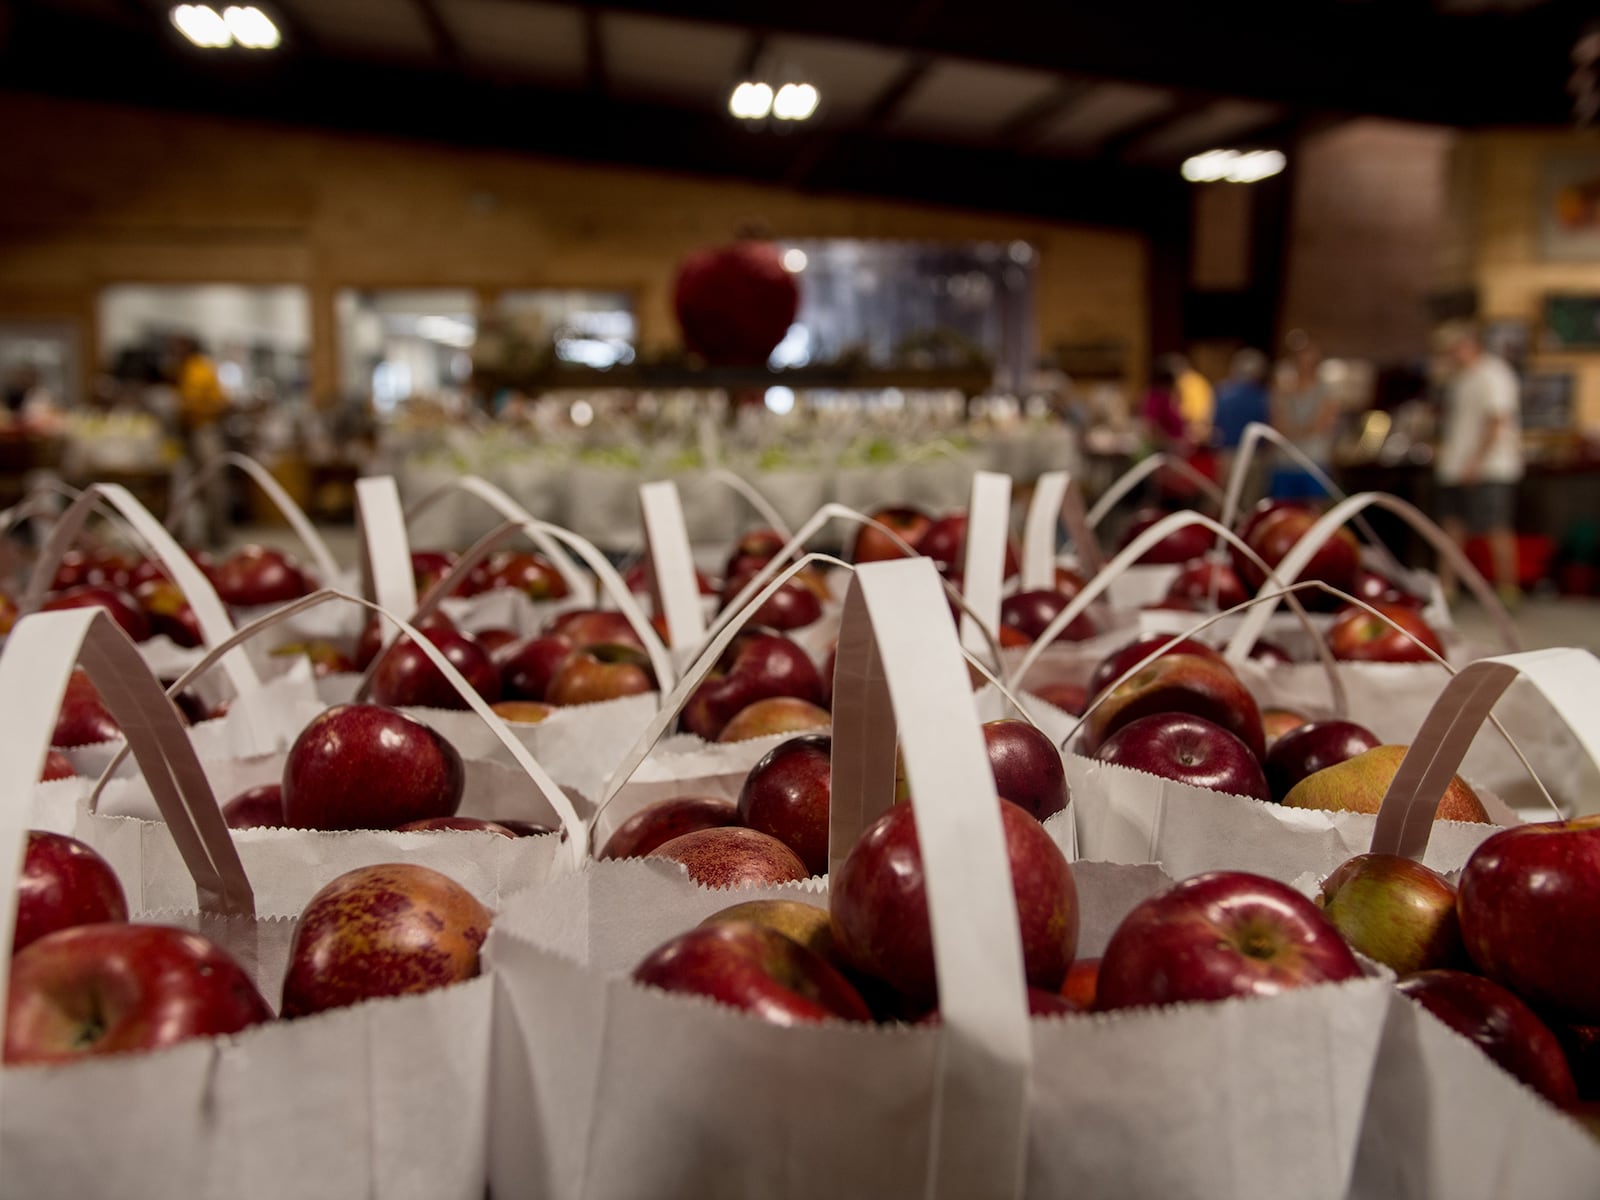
left=781, top=248, right=808, bottom=273
left=171, top=4, right=279, bottom=49
left=772, top=83, right=819, bottom=121
left=730, top=81, right=774, bottom=120
left=224, top=6, right=280, bottom=49
left=1181, top=148, right=1287, bottom=183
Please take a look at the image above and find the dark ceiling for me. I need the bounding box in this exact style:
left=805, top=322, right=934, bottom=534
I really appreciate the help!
left=0, top=0, right=1593, bottom=228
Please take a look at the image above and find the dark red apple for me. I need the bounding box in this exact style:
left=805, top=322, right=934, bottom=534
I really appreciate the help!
left=1027, top=682, right=1087, bottom=716
left=1553, top=1022, right=1600, bottom=1102
left=472, top=626, right=520, bottom=655
left=354, top=609, right=457, bottom=671
left=830, top=798, right=1078, bottom=1008
left=486, top=551, right=570, bottom=601
left=412, top=550, right=489, bottom=598
left=1165, top=557, right=1249, bottom=609
left=40, top=750, right=75, bottom=782
left=213, top=544, right=313, bottom=607
left=1117, top=507, right=1214, bottom=565
left=720, top=567, right=822, bottom=631
left=42, top=585, right=151, bottom=643
left=13, top=831, right=128, bottom=955
left=983, top=719, right=1069, bottom=822
left=737, top=734, right=831, bottom=875
left=1086, top=633, right=1224, bottom=701
left=1097, top=871, right=1362, bottom=1009
left=396, top=816, right=519, bottom=838
left=5, top=923, right=271, bottom=1065
left=1093, top=712, right=1270, bottom=802
left=681, top=630, right=824, bottom=741
left=599, top=796, right=741, bottom=860
left=1233, top=503, right=1358, bottom=597
left=281, top=703, right=464, bottom=831
left=51, top=668, right=121, bottom=748
left=633, top=922, right=870, bottom=1025
left=52, top=548, right=133, bottom=592
left=1000, top=589, right=1096, bottom=643
left=1081, top=652, right=1265, bottom=760
left=650, top=826, right=809, bottom=888
left=1248, top=639, right=1296, bottom=666
left=723, top=527, right=786, bottom=581
left=280, top=863, right=490, bottom=1017
left=1264, top=720, right=1382, bottom=803
left=546, top=644, right=655, bottom=706
left=1458, top=815, right=1600, bottom=1024
left=370, top=627, right=501, bottom=709
left=1398, top=970, right=1578, bottom=1107
left=852, top=506, right=933, bottom=563
left=221, top=783, right=285, bottom=830
left=495, top=633, right=576, bottom=701
left=544, top=609, right=646, bottom=652
left=131, top=578, right=202, bottom=647
left=1316, top=853, right=1464, bottom=975
left=919, top=511, right=1021, bottom=578
left=1352, top=567, right=1423, bottom=608
left=674, top=239, right=799, bottom=366
left=1327, top=602, right=1444, bottom=663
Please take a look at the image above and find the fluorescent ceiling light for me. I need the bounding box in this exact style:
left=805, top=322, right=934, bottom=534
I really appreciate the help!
left=172, top=5, right=279, bottom=49
left=1181, top=148, right=1287, bottom=183
left=773, top=83, right=819, bottom=121
left=730, top=82, right=773, bottom=120
left=782, top=248, right=808, bottom=273
left=224, top=6, right=280, bottom=49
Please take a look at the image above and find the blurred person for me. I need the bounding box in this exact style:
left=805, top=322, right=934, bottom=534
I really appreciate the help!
left=1139, top=358, right=1187, bottom=452
left=1268, top=331, right=1338, bottom=501
left=1173, top=353, right=1214, bottom=446
left=173, top=334, right=230, bottom=548
left=1434, top=321, right=1523, bottom=606
left=1212, top=347, right=1271, bottom=484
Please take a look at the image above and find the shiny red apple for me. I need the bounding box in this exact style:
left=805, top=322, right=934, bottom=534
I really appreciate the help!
left=1000, top=588, right=1096, bottom=643
left=920, top=511, right=1020, bottom=578
left=486, top=551, right=570, bottom=601
left=1081, top=652, right=1265, bottom=760
left=1233, top=503, right=1358, bottom=598
left=370, top=627, right=501, bottom=709
left=544, top=609, right=646, bottom=652
left=213, top=544, right=313, bottom=607
left=281, top=703, right=464, bottom=831
left=354, top=609, right=457, bottom=671
left=13, top=830, right=128, bottom=955
left=1117, top=508, right=1214, bottom=565
left=1327, top=602, right=1444, bottom=663
left=495, top=633, right=575, bottom=701
left=546, top=643, right=655, bottom=706
left=51, top=668, right=122, bottom=748
left=852, top=506, right=933, bottom=563
left=983, top=719, right=1069, bottom=821
left=221, top=783, right=285, bottom=830
left=1264, top=720, right=1382, bottom=803
left=737, top=734, right=831, bottom=875
left=650, top=826, right=809, bottom=888
left=599, top=796, right=741, bottom=860
left=1092, top=712, right=1270, bottom=802
left=720, top=566, right=822, bottom=631
left=681, top=629, right=824, bottom=741
left=42, top=585, right=151, bottom=643
left=1165, top=556, right=1249, bottom=609
left=1086, top=632, right=1223, bottom=700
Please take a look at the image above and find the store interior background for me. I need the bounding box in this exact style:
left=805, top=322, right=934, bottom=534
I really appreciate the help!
left=1, top=1, right=1598, bottom=647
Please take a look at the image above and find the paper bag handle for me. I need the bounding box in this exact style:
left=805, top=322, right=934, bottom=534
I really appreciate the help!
left=1222, top=492, right=1520, bottom=661
left=637, top=480, right=708, bottom=657
left=165, top=452, right=342, bottom=587
left=1022, top=471, right=1103, bottom=588
left=1083, top=452, right=1225, bottom=530
left=959, top=471, right=1012, bottom=659
left=402, top=475, right=595, bottom=606
left=18, top=482, right=260, bottom=698
left=698, top=467, right=794, bottom=540
left=354, top=476, right=421, bottom=661
left=1369, top=648, right=1597, bottom=861
left=830, top=558, right=1030, bottom=1200
left=406, top=517, right=674, bottom=695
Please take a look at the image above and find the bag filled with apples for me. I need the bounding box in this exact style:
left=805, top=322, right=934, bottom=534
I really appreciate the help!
left=1320, top=649, right=1600, bottom=1195
left=70, top=589, right=588, bottom=918
left=484, top=557, right=1391, bottom=1200
left=0, top=608, right=502, bottom=1200
left=1088, top=450, right=1230, bottom=609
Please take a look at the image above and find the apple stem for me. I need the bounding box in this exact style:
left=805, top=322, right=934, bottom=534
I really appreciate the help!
left=74, top=989, right=108, bottom=1049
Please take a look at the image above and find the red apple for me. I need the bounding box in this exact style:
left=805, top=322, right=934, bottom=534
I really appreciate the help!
left=281, top=703, right=464, bottom=831
left=52, top=548, right=133, bottom=592
left=1264, top=720, right=1382, bottom=803
left=1262, top=707, right=1312, bottom=748
left=370, top=628, right=501, bottom=709
left=131, top=577, right=202, bottom=647
left=681, top=630, right=824, bottom=741
left=1316, top=853, right=1465, bottom=974
left=472, top=626, right=521, bottom=655
left=717, top=697, right=830, bottom=743
left=737, top=734, right=831, bottom=875
left=1233, top=504, right=1358, bottom=597
left=723, top=527, right=786, bottom=581
left=280, top=863, right=490, bottom=1018
left=674, top=239, right=799, bottom=366
left=1061, top=957, right=1100, bottom=1009
left=920, top=511, right=1020, bottom=578
left=599, top=796, right=742, bottom=860
left=1553, top=1022, right=1600, bottom=1102
left=650, top=826, right=810, bottom=888
left=42, top=585, right=151, bottom=643
left=13, top=831, right=128, bottom=955
left=546, top=643, right=655, bottom=706
left=720, top=566, right=822, bottom=631
left=1352, top=567, right=1423, bottom=608
left=396, top=816, right=519, bottom=838
left=1092, top=712, right=1270, bottom=802
left=495, top=633, right=576, bottom=702
left=1117, top=508, right=1214, bottom=565
left=354, top=609, right=457, bottom=671
left=486, top=551, right=570, bottom=601
left=1398, top=970, right=1578, bottom=1107
left=213, top=544, right=313, bottom=607
left=830, top=798, right=1078, bottom=1008
left=999, top=588, right=1097, bottom=643
left=5, top=923, right=271, bottom=1064
left=852, top=506, right=933, bottom=563
left=1027, top=682, right=1087, bottom=716
left=1165, top=556, right=1249, bottom=609
left=1457, top=815, right=1600, bottom=1024
left=544, top=609, right=646, bottom=652
left=633, top=922, right=870, bottom=1025
left=983, top=719, right=1069, bottom=822
left=51, top=668, right=122, bottom=748
left=1097, top=871, right=1362, bottom=1009
left=1086, top=632, right=1224, bottom=701
left=411, top=550, right=489, bottom=598
left=1081, top=652, right=1265, bottom=760
left=1248, top=639, right=1296, bottom=665
left=623, top=559, right=716, bottom=596
left=1327, top=602, right=1444, bottom=663
left=40, top=750, right=75, bottom=782
left=221, top=783, right=285, bottom=830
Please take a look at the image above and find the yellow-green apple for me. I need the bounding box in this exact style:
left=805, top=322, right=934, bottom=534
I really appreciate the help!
left=5, top=923, right=271, bottom=1065
left=1086, top=632, right=1224, bottom=700
left=544, top=609, right=645, bottom=651
left=1397, top=969, right=1578, bottom=1106
left=1264, top=719, right=1382, bottom=802
left=131, top=577, right=202, bottom=647
left=280, top=863, right=490, bottom=1017
left=371, top=627, right=501, bottom=709
left=1000, top=588, right=1097, bottom=643
left=221, top=783, right=285, bottom=830
left=717, top=696, right=830, bottom=743
left=1097, top=871, right=1361, bottom=1009
left=851, top=506, right=932, bottom=563
left=495, top=632, right=575, bottom=701
left=270, top=639, right=356, bottom=678
left=1457, top=814, right=1600, bottom=1023
left=599, top=795, right=740, bottom=860
left=1061, top=957, right=1100, bottom=1009
left=486, top=551, right=570, bottom=601
left=1282, top=745, right=1491, bottom=823
left=736, top=734, right=831, bottom=874
left=396, top=816, right=519, bottom=838
left=1092, top=712, right=1270, bottom=802
left=42, top=585, right=151, bottom=643
left=1117, top=507, right=1213, bottom=565
left=51, top=668, right=121, bottom=748
left=1327, top=601, right=1444, bottom=663
left=40, top=750, right=75, bottom=782
left=1165, top=556, right=1249, bottom=609
left=1262, top=707, right=1312, bottom=748
left=14, top=831, right=128, bottom=954
left=1316, top=853, right=1464, bottom=974
left=681, top=629, right=824, bottom=741
left=282, top=703, right=464, bottom=830
left=700, top=898, right=836, bottom=962
left=213, top=544, right=313, bottom=607
left=1233, top=503, right=1358, bottom=599
left=354, top=609, right=457, bottom=671
left=830, top=798, right=1078, bottom=1008
left=1081, top=652, right=1265, bottom=760
left=632, top=922, right=870, bottom=1026
left=546, top=643, right=655, bottom=706
left=983, top=719, right=1069, bottom=821
left=920, top=511, right=1021, bottom=578
left=650, top=826, right=810, bottom=887
left=489, top=700, right=555, bottom=724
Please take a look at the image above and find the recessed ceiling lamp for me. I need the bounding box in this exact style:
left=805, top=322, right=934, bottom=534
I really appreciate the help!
left=171, top=5, right=280, bottom=49
left=730, top=79, right=819, bottom=122
left=1180, top=148, right=1286, bottom=183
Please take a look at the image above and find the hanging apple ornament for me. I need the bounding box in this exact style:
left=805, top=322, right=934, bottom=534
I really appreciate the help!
left=673, top=238, right=800, bottom=365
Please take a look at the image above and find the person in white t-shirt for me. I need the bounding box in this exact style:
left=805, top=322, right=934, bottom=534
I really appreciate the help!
left=1434, top=322, right=1524, bottom=604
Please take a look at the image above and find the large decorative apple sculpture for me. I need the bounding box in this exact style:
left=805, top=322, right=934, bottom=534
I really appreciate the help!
left=673, top=239, right=799, bottom=366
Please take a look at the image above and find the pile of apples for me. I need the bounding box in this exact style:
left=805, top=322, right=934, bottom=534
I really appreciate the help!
left=7, top=830, right=487, bottom=1064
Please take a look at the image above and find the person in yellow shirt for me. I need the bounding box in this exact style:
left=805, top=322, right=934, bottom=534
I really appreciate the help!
left=172, top=335, right=229, bottom=546
left=1173, top=354, right=1214, bottom=446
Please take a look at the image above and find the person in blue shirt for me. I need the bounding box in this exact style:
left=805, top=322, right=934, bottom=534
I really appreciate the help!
left=1211, top=348, right=1270, bottom=483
